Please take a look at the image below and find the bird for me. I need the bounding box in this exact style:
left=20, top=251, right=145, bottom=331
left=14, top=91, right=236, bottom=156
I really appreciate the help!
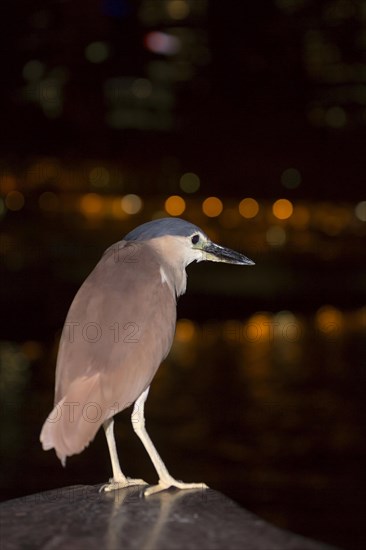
left=40, top=217, right=254, bottom=496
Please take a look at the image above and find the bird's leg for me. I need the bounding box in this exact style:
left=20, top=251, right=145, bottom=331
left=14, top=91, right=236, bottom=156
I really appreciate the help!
left=132, top=387, right=208, bottom=497
left=100, top=417, right=147, bottom=492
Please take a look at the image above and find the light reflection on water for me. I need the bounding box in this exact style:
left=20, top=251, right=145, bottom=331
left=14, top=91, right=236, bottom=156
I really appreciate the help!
left=0, top=309, right=365, bottom=550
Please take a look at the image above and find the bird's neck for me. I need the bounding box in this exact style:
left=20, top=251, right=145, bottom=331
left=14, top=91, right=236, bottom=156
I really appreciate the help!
left=149, top=238, right=188, bottom=298
left=162, top=262, right=187, bottom=298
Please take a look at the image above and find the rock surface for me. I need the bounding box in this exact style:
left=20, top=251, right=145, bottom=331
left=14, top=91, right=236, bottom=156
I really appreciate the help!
left=0, top=485, right=341, bottom=550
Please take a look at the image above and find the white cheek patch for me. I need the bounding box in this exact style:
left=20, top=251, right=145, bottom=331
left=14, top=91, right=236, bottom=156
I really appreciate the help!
left=160, top=266, right=169, bottom=285
left=196, top=250, right=204, bottom=263
left=188, top=249, right=204, bottom=264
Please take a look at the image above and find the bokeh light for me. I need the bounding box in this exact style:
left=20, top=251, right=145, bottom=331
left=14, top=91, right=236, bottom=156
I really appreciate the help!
left=0, top=174, right=17, bottom=194
left=272, top=198, right=293, bottom=220
left=355, top=201, right=366, bottom=221
left=179, top=172, right=200, bottom=193
left=291, top=204, right=310, bottom=229
left=85, top=41, right=110, bottom=63
left=89, top=166, right=110, bottom=188
left=80, top=193, right=103, bottom=216
left=175, top=319, right=196, bottom=343
left=131, top=78, right=152, bottom=99
left=121, top=194, right=143, bottom=215
left=244, top=312, right=273, bottom=343
left=202, top=196, right=223, bottom=217
left=166, top=0, right=190, bottom=20
left=266, top=225, right=287, bottom=246
left=165, top=195, right=186, bottom=216
left=5, top=191, right=25, bottom=211
left=239, top=198, right=259, bottom=219
left=281, top=168, right=302, bottom=189
left=144, top=32, right=181, bottom=55
left=325, top=106, right=347, bottom=128
left=22, top=59, right=45, bottom=81
left=111, top=198, right=127, bottom=220
left=315, top=305, right=344, bottom=338
left=273, top=310, right=301, bottom=342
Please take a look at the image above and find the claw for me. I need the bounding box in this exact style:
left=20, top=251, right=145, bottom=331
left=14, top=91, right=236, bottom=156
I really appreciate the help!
left=100, top=477, right=148, bottom=493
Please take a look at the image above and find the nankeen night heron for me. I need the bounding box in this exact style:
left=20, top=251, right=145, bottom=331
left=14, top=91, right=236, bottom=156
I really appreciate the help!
left=40, top=217, right=254, bottom=495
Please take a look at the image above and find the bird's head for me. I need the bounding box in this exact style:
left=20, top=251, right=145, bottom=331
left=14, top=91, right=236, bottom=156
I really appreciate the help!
left=124, top=217, right=254, bottom=268
left=187, top=228, right=254, bottom=266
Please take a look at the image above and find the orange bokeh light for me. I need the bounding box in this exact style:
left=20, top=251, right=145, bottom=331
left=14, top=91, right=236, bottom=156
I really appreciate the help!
left=165, top=195, right=186, bottom=216
left=202, top=197, right=223, bottom=217
left=272, top=198, right=293, bottom=220
left=239, top=198, right=259, bottom=219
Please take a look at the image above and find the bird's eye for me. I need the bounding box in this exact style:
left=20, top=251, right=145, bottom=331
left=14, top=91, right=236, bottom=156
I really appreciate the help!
left=191, top=234, right=200, bottom=245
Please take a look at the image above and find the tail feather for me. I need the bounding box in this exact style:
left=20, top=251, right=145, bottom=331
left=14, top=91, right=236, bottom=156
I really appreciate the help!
left=40, top=373, right=107, bottom=465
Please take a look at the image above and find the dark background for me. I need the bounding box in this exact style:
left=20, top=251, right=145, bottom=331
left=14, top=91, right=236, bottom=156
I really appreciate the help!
left=0, top=1, right=365, bottom=550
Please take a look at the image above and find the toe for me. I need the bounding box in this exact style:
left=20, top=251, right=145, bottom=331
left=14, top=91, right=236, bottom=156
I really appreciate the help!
left=126, top=478, right=148, bottom=486
left=144, top=480, right=208, bottom=497
left=100, top=478, right=148, bottom=492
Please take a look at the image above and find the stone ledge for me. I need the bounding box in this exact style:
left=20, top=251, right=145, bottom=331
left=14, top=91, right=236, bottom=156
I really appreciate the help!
left=0, top=485, right=341, bottom=550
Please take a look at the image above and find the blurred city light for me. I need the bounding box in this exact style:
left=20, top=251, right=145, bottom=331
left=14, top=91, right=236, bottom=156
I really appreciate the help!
left=0, top=174, right=16, bottom=194
left=239, top=198, right=259, bottom=219
left=85, top=41, right=110, bottom=63
left=5, top=191, right=24, bottom=212
left=202, top=196, right=223, bottom=217
left=111, top=198, right=127, bottom=220
left=272, top=198, right=293, bottom=220
left=314, top=204, right=352, bottom=236
left=166, top=0, right=190, bottom=20
left=355, top=201, right=366, bottom=222
left=245, top=312, right=273, bottom=343
left=179, top=172, right=200, bottom=193
left=22, top=59, right=45, bottom=81
left=175, top=319, right=196, bottom=343
left=281, top=168, right=301, bottom=189
left=131, top=78, right=152, bottom=99
left=273, top=310, right=301, bottom=341
left=144, top=32, right=181, bottom=55
left=80, top=193, right=103, bottom=216
left=315, top=305, right=344, bottom=338
left=266, top=225, right=287, bottom=247
left=291, top=204, right=310, bottom=229
left=165, top=195, right=186, bottom=215
left=89, top=167, right=110, bottom=188
left=121, top=194, right=143, bottom=215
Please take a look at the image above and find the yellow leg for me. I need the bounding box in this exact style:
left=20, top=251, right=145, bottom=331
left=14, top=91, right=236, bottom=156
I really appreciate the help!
left=100, top=417, right=147, bottom=492
left=132, top=387, right=208, bottom=497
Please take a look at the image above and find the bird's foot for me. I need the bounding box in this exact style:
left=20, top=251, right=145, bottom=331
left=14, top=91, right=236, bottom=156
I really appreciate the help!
left=100, top=477, right=148, bottom=493
left=144, top=476, right=209, bottom=497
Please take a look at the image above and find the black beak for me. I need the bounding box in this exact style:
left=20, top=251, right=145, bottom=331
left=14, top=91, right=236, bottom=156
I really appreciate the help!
left=203, top=242, right=255, bottom=266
